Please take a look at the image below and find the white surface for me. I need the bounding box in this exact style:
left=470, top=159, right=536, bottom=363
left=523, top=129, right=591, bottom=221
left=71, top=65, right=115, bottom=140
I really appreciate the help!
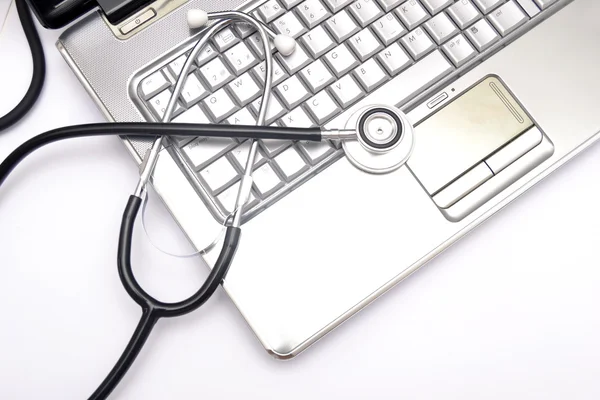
left=1, top=4, right=600, bottom=399
left=0, top=0, right=13, bottom=34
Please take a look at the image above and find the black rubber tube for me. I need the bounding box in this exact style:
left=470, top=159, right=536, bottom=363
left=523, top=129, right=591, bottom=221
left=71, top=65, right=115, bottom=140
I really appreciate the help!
left=87, top=195, right=241, bottom=399
left=0, top=0, right=46, bottom=133
left=117, top=196, right=242, bottom=318
left=88, top=308, right=159, bottom=400
left=0, top=123, right=322, bottom=188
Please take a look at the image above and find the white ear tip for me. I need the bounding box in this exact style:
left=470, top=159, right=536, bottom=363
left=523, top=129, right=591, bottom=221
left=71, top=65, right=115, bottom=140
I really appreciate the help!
left=274, top=34, right=296, bottom=56
left=187, top=9, right=209, bottom=29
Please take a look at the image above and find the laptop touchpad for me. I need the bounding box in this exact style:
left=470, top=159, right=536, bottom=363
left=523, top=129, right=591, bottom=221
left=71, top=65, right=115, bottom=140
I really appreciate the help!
left=408, top=76, right=534, bottom=196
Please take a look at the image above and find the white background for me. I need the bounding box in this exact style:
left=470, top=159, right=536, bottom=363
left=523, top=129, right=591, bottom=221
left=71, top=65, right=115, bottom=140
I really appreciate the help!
left=1, top=2, right=600, bottom=399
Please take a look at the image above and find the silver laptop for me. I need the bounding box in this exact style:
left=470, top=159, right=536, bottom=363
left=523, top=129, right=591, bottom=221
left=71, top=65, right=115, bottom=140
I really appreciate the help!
left=57, top=0, right=599, bottom=358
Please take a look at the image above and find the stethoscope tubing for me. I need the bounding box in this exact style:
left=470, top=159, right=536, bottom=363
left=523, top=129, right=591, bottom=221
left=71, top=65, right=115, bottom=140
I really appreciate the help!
left=0, top=122, right=320, bottom=400
left=0, top=122, right=322, bottom=188
left=0, top=7, right=333, bottom=400
left=90, top=195, right=241, bottom=400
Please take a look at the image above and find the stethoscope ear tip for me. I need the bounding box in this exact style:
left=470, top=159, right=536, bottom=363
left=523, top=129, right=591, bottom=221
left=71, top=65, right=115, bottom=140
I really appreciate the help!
left=187, top=9, right=209, bottom=29
left=274, top=34, right=296, bottom=56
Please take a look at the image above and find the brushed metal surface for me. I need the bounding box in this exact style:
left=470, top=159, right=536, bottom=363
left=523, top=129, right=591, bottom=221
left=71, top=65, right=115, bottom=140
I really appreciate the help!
left=216, top=0, right=600, bottom=358
left=57, top=0, right=600, bottom=359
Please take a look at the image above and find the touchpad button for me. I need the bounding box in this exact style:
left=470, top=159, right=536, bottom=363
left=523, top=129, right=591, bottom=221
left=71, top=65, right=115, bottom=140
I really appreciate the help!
left=407, top=76, right=533, bottom=195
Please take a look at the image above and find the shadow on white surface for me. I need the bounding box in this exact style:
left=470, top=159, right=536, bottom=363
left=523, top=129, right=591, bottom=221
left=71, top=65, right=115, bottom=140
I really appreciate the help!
left=0, top=1, right=13, bottom=37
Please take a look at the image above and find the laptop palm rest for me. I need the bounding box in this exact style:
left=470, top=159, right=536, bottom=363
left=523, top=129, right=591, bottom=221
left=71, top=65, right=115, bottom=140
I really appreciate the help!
left=407, top=76, right=554, bottom=221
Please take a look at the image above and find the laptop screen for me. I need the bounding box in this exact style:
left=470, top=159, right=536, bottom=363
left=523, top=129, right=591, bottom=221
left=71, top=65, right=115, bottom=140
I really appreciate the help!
left=96, top=0, right=154, bottom=23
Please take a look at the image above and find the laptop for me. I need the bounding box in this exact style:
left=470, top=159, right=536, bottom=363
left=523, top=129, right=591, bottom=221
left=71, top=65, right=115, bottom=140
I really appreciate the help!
left=56, top=0, right=600, bottom=358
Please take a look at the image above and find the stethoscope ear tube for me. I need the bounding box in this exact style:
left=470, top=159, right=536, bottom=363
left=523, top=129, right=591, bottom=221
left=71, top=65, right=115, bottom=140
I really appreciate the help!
left=117, top=194, right=241, bottom=318
left=88, top=195, right=241, bottom=400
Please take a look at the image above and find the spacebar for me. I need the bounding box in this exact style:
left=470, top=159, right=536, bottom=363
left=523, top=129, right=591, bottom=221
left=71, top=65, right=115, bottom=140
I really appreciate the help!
left=325, top=51, right=454, bottom=130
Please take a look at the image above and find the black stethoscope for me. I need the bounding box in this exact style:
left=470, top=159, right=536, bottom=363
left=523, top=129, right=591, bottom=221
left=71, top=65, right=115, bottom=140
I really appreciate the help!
left=0, top=7, right=415, bottom=399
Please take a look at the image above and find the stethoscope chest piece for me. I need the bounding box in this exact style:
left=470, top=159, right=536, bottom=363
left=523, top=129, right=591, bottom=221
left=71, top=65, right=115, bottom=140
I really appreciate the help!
left=343, top=105, right=414, bottom=174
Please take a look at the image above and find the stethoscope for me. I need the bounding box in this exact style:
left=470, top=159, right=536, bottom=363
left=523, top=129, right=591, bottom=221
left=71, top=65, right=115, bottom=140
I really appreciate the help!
left=0, top=8, right=415, bottom=399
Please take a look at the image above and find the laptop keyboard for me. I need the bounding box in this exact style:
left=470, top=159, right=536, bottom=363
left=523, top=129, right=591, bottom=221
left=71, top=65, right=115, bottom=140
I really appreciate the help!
left=135, top=0, right=561, bottom=222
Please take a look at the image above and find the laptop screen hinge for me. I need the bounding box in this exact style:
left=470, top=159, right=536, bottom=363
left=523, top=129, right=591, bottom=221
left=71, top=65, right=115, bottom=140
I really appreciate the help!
left=96, top=0, right=154, bottom=24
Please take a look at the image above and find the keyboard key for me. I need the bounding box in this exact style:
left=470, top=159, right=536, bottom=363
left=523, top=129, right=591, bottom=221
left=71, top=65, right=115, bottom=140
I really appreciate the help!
left=376, top=0, right=404, bottom=12
left=442, top=34, right=477, bottom=67
left=515, top=0, right=541, bottom=18
left=213, top=27, right=240, bottom=52
left=260, top=138, right=293, bottom=157
left=199, top=157, right=239, bottom=194
left=301, top=25, right=336, bottom=58
left=447, top=0, right=481, bottom=29
left=275, top=75, right=311, bottom=108
left=274, top=147, right=309, bottom=180
left=246, top=31, right=276, bottom=59
left=273, top=12, right=308, bottom=38
left=173, top=106, right=210, bottom=145
left=184, top=137, right=237, bottom=169
left=473, top=0, right=503, bottom=13
left=353, top=58, right=389, bottom=91
left=348, top=28, right=384, bottom=61
left=173, top=105, right=210, bottom=124
left=323, top=0, right=354, bottom=12
left=217, top=181, right=258, bottom=213
left=252, top=59, right=289, bottom=86
left=233, top=23, right=255, bottom=39
left=280, top=107, right=317, bottom=128
left=421, top=0, right=453, bottom=15
left=148, top=89, right=184, bottom=120
left=297, top=0, right=332, bottom=28
left=324, top=10, right=360, bottom=43
left=251, top=10, right=267, bottom=24
left=488, top=1, right=528, bottom=36
left=227, top=73, right=262, bottom=106
left=180, top=73, right=208, bottom=106
left=227, top=107, right=257, bottom=125
left=140, top=70, right=170, bottom=100
left=326, top=51, right=453, bottom=127
left=395, top=0, right=430, bottom=30
left=198, top=57, right=234, bottom=91
left=281, top=0, right=304, bottom=8
left=297, top=141, right=335, bottom=164
left=376, top=43, right=412, bottom=75
left=276, top=45, right=312, bottom=74
left=328, top=74, right=364, bottom=107
left=231, top=140, right=266, bottom=169
left=401, top=27, right=435, bottom=60
left=424, top=12, right=459, bottom=44
left=168, top=54, right=190, bottom=78
left=224, top=42, right=258, bottom=75
left=195, top=43, right=218, bottom=65
left=464, top=19, right=499, bottom=51
left=258, top=0, right=285, bottom=22
left=250, top=95, right=287, bottom=125
left=252, top=162, right=284, bottom=197
left=348, top=0, right=384, bottom=27
left=304, top=90, right=341, bottom=124
left=299, top=59, right=335, bottom=93
left=372, top=13, right=407, bottom=46
left=203, top=88, right=238, bottom=121
left=533, top=0, right=557, bottom=9
left=324, top=44, right=360, bottom=77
